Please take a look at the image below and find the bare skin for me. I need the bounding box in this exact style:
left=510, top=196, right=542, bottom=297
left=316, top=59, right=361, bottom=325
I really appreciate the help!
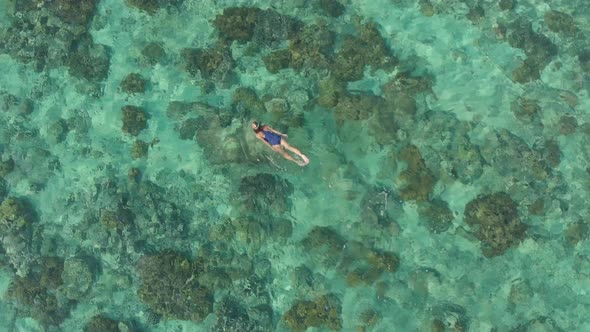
left=252, top=122, right=310, bottom=166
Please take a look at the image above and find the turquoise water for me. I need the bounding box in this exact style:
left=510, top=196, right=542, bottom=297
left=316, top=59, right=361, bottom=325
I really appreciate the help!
left=0, top=0, right=589, bottom=331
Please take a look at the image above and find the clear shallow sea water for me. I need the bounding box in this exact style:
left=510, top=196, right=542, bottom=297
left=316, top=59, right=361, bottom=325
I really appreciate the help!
left=0, top=0, right=589, bottom=331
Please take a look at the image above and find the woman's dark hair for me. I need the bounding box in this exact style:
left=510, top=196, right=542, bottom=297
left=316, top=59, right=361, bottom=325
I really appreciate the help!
left=252, top=121, right=262, bottom=133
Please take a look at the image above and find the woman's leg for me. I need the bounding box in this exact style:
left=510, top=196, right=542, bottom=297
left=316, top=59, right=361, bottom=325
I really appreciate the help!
left=273, top=145, right=306, bottom=166
left=281, top=140, right=309, bottom=163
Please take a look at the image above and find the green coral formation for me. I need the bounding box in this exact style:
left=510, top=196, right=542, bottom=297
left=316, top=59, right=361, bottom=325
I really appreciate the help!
left=334, top=92, right=385, bottom=122
left=288, top=23, right=335, bottom=71
left=499, top=0, right=516, bottom=11
left=558, top=115, right=577, bottom=135
left=121, top=105, right=149, bottom=136
left=317, top=77, right=346, bottom=108
left=232, top=87, right=266, bottom=118
left=464, top=192, right=527, bottom=257
left=136, top=250, right=214, bottom=321
left=4, top=256, right=72, bottom=327
left=210, top=216, right=292, bottom=251
left=48, top=0, right=99, bottom=25
left=39, top=256, right=64, bottom=290
left=332, top=22, right=397, bottom=82
left=214, top=7, right=261, bottom=43
left=214, top=7, right=301, bottom=47
left=131, top=140, right=149, bottom=159
left=126, top=0, right=160, bottom=14
left=579, top=49, right=590, bottom=73
left=237, top=173, right=294, bottom=214
left=564, top=221, right=588, bottom=246
left=396, top=145, right=436, bottom=202
left=0, top=157, right=15, bottom=177
left=182, top=43, right=236, bottom=83
left=67, top=40, right=112, bottom=83
left=61, top=256, right=96, bottom=301
left=100, top=207, right=134, bottom=231
left=507, top=18, right=557, bottom=83
left=510, top=316, right=564, bottom=332
left=418, top=199, right=455, bottom=233
left=263, top=49, right=292, bottom=73
left=83, top=315, right=121, bottom=332
left=510, top=97, right=540, bottom=122
left=283, top=294, right=342, bottom=331
left=0, top=196, right=35, bottom=232
left=126, top=0, right=183, bottom=15
left=141, top=42, right=166, bottom=65
left=319, top=0, right=345, bottom=17
left=0, top=178, right=7, bottom=202
left=120, top=73, right=148, bottom=94
left=544, top=10, right=578, bottom=36
left=47, top=119, right=70, bottom=144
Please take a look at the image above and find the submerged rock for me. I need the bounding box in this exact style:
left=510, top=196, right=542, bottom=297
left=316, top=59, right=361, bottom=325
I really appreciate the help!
left=120, top=73, right=148, bottom=94
left=464, top=192, right=527, bottom=257
left=283, top=294, right=342, bottom=331
left=396, top=145, right=436, bottom=202
left=544, top=10, right=578, bottom=36
left=121, top=105, right=149, bottom=136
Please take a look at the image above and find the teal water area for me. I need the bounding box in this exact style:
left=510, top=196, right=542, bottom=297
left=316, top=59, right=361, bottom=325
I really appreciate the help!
left=1, top=0, right=589, bottom=331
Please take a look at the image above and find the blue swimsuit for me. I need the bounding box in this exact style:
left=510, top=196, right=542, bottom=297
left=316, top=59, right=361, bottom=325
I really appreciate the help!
left=262, top=130, right=282, bottom=146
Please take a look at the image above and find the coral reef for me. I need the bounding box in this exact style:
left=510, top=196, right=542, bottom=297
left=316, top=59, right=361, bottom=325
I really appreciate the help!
left=214, top=7, right=262, bottom=43
left=319, top=0, right=345, bottom=17
left=579, top=49, right=590, bottom=73
left=507, top=18, right=557, bottom=83
left=120, top=73, right=148, bottom=94
left=237, top=173, right=294, bottom=214
left=1, top=0, right=101, bottom=73
left=4, top=256, right=73, bottom=327
left=213, top=296, right=255, bottom=331
left=481, top=129, right=549, bottom=182
left=61, top=256, right=97, bottom=300
left=418, top=199, right=454, bottom=233
left=263, top=49, right=292, bottom=73
left=0, top=196, right=35, bottom=234
left=126, top=0, right=184, bottom=15
left=121, top=105, right=149, bottom=136
left=232, top=87, right=266, bottom=118
left=334, top=92, right=385, bottom=122
left=182, top=43, right=236, bottom=85
left=126, top=0, right=160, bottom=14
left=47, top=118, right=70, bottom=144
left=0, top=157, right=15, bottom=177
left=283, top=294, right=342, bottom=331
left=564, top=221, right=588, bottom=246
left=288, top=23, right=335, bottom=71
left=302, top=226, right=346, bottom=258
left=83, top=314, right=121, bottom=332
left=558, top=115, right=577, bottom=135
left=251, top=8, right=302, bottom=48
left=136, top=250, right=214, bottom=321
left=67, top=41, right=111, bottom=83
left=510, top=97, right=541, bottom=122
left=431, top=303, right=469, bottom=332
left=499, top=0, right=516, bottom=11
left=214, top=7, right=301, bottom=47
left=332, top=22, right=397, bottom=82
left=464, top=192, right=527, bottom=257
left=131, top=140, right=149, bottom=159
left=510, top=316, right=564, bottom=332
left=544, top=10, right=578, bottom=36
left=141, top=42, right=166, bottom=65
left=0, top=178, right=7, bottom=202
left=396, top=145, right=436, bottom=202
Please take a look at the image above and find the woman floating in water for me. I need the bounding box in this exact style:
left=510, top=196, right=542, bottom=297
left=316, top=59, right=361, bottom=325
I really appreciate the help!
left=252, top=121, right=310, bottom=166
